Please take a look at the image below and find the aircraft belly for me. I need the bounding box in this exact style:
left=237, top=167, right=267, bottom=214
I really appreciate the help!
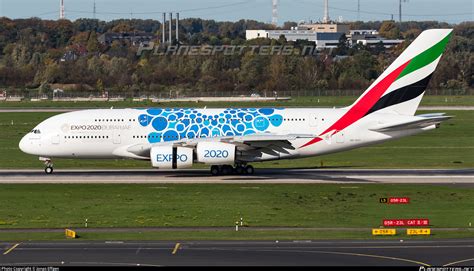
left=48, top=142, right=116, bottom=158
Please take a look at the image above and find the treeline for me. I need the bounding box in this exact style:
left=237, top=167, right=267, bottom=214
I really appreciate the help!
left=0, top=17, right=472, bottom=97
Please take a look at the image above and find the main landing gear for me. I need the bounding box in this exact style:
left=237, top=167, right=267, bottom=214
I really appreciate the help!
left=40, top=157, right=54, bottom=174
left=210, top=164, right=254, bottom=176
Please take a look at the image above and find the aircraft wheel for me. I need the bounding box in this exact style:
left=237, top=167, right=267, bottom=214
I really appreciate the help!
left=45, top=166, right=53, bottom=174
left=221, top=165, right=233, bottom=175
left=210, top=165, right=220, bottom=176
left=234, top=165, right=244, bottom=175
left=245, top=165, right=255, bottom=175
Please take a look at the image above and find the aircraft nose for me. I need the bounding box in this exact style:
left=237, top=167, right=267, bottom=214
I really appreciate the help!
left=19, top=135, right=31, bottom=154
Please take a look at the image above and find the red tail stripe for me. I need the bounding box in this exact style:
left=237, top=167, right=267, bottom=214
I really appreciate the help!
left=301, top=60, right=411, bottom=148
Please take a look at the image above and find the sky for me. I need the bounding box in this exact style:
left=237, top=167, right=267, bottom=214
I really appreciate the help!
left=0, top=0, right=472, bottom=24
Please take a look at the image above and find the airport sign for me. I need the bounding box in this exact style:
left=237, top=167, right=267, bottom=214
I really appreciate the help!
left=65, top=229, right=77, bottom=238
left=372, top=229, right=397, bottom=235
left=380, top=197, right=410, bottom=204
left=388, top=197, right=410, bottom=204
left=407, top=228, right=431, bottom=235
left=383, top=219, right=430, bottom=227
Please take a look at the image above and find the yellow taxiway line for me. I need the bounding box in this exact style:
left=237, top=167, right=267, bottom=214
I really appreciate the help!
left=443, top=258, right=474, bottom=266
left=172, top=243, right=181, bottom=255
left=3, top=243, right=20, bottom=255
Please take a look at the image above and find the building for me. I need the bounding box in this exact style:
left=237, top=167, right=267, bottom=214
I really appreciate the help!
left=349, top=29, right=404, bottom=48
left=297, top=23, right=350, bottom=34
left=314, top=32, right=346, bottom=49
left=98, top=32, right=156, bottom=46
left=245, top=29, right=345, bottom=49
left=246, top=20, right=350, bottom=49
left=246, top=29, right=319, bottom=41
left=246, top=28, right=403, bottom=49
left=354, top=38, right=404, bottom=48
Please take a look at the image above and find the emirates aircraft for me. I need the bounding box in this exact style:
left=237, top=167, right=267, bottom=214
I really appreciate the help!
left=20, top=29, right=452, bottom=175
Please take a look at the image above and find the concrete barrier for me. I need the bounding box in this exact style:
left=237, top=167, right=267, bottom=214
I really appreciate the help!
left=5, top=97, right=23, bottom=102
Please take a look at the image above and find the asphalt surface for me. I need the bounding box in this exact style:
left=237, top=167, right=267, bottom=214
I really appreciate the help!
left=0, top=169, right=472, bottom=184
left=1, top=239, right=474, bottom=266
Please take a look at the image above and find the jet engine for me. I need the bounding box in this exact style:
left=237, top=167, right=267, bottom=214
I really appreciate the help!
left=150, top=146, right=193, bottom=169
left=196, top=142, right=235, bottom=165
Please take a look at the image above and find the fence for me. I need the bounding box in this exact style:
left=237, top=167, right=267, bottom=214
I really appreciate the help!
left=1, top=88, right=472, bottom=101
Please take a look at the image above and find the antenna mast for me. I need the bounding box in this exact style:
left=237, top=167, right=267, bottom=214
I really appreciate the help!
left=59, top=0, right=65, bottom=19
left=399, top=0, right=408, bottom=22
left=271, top=0, right=278, bottom=26
left=322, top=0, right=329, bottom=23
left=357, top=0, right=360, bottom=21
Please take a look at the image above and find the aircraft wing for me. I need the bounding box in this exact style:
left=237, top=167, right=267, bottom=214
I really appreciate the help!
left=369, top=114, right=452, bottom=132
left=121, top=134, right=316, bottom=159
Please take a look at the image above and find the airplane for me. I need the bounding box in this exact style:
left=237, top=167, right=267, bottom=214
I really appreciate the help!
left=19, top=29, right=453, bottom=175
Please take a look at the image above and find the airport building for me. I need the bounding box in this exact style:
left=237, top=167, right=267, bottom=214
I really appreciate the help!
left=248, top=0, right=403, bottom=49
left=246, top=26, right=404, bottom=49
left=297, top=22, right=350, bottom=34
left=246, top=24, right=348, bottom=49
left=349, top=29, right=404, bottom=48
left=246, top=29, right=346, bottom=49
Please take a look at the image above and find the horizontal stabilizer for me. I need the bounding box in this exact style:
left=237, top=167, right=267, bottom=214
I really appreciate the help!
left=370, top=114, right=452, bottom=132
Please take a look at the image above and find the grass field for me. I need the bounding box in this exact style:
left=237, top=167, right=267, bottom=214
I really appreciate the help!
left=0, top=183, right=473, bottom=240
left=0, top=110, right=472, bottom=169
left=1, top=230, right=473, bottom=241
left=1, top=184, right=473, bottom=229
left=0, top=95, right=473, bottom=108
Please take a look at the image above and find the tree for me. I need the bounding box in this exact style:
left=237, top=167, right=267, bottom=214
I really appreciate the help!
left=379, top=21, right=401, bottom=39
left=96, top=78, right=104, bottom=93
left=335, top=34, right=349, bottom=55
left=282, top=21, right=297, bottom=30
left=111, top=22, right=133, bottom=32
left=87, top=31, right=100, bottom=53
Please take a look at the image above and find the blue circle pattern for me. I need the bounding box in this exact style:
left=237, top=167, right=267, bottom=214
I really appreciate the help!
left=138, top=108, right=284, bottom=143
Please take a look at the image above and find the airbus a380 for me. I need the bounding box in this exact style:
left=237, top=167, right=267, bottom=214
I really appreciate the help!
left=20, top=29, right=453, bottom=175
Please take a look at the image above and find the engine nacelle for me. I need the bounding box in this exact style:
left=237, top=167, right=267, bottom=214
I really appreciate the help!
left=196, top=142, right=235, bottom=165
left=150, top=146, right=193, bottom=169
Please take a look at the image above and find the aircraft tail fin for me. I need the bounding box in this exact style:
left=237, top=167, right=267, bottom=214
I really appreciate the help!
left=348, top=29, right=452, bottom=116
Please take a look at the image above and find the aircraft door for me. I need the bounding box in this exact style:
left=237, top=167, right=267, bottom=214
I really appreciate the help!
left=113, top=131, right=121, bottom=144
left=336, top=131, right=345, bottom=144
left=309, top=114, right=318, bottom=127
left=51, top=134, right=60, bottom=144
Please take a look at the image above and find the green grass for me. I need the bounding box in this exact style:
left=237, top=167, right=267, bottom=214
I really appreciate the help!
left=0, top=95, right=473, bottom=108
left=1, top=229, right=473, bottom=241
left=0, top=184, right=473, bottom=229
left=0, top=110, right=472, bottom=169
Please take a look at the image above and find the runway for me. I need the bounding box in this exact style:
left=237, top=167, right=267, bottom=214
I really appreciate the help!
left=1, top=239, right=474, bottom=266
left=0, top=169, right=472, bottom=184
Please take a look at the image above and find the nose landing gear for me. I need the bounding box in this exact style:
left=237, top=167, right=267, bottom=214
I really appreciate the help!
left=45, top=166, right=53, bottom=174
left=40, top=157, right=54, bottom=174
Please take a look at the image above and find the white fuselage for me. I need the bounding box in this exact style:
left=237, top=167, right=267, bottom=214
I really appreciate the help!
left=19, top=107, right=434, bottom=163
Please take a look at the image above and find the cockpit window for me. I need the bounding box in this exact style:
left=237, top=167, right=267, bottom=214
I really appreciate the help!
left=31, top=129, right=41, bottom=134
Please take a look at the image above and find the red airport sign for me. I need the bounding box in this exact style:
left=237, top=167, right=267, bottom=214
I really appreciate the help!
left=388, top=197, right=410, bottom=204
left=383, top=219, right=429, bottom=227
